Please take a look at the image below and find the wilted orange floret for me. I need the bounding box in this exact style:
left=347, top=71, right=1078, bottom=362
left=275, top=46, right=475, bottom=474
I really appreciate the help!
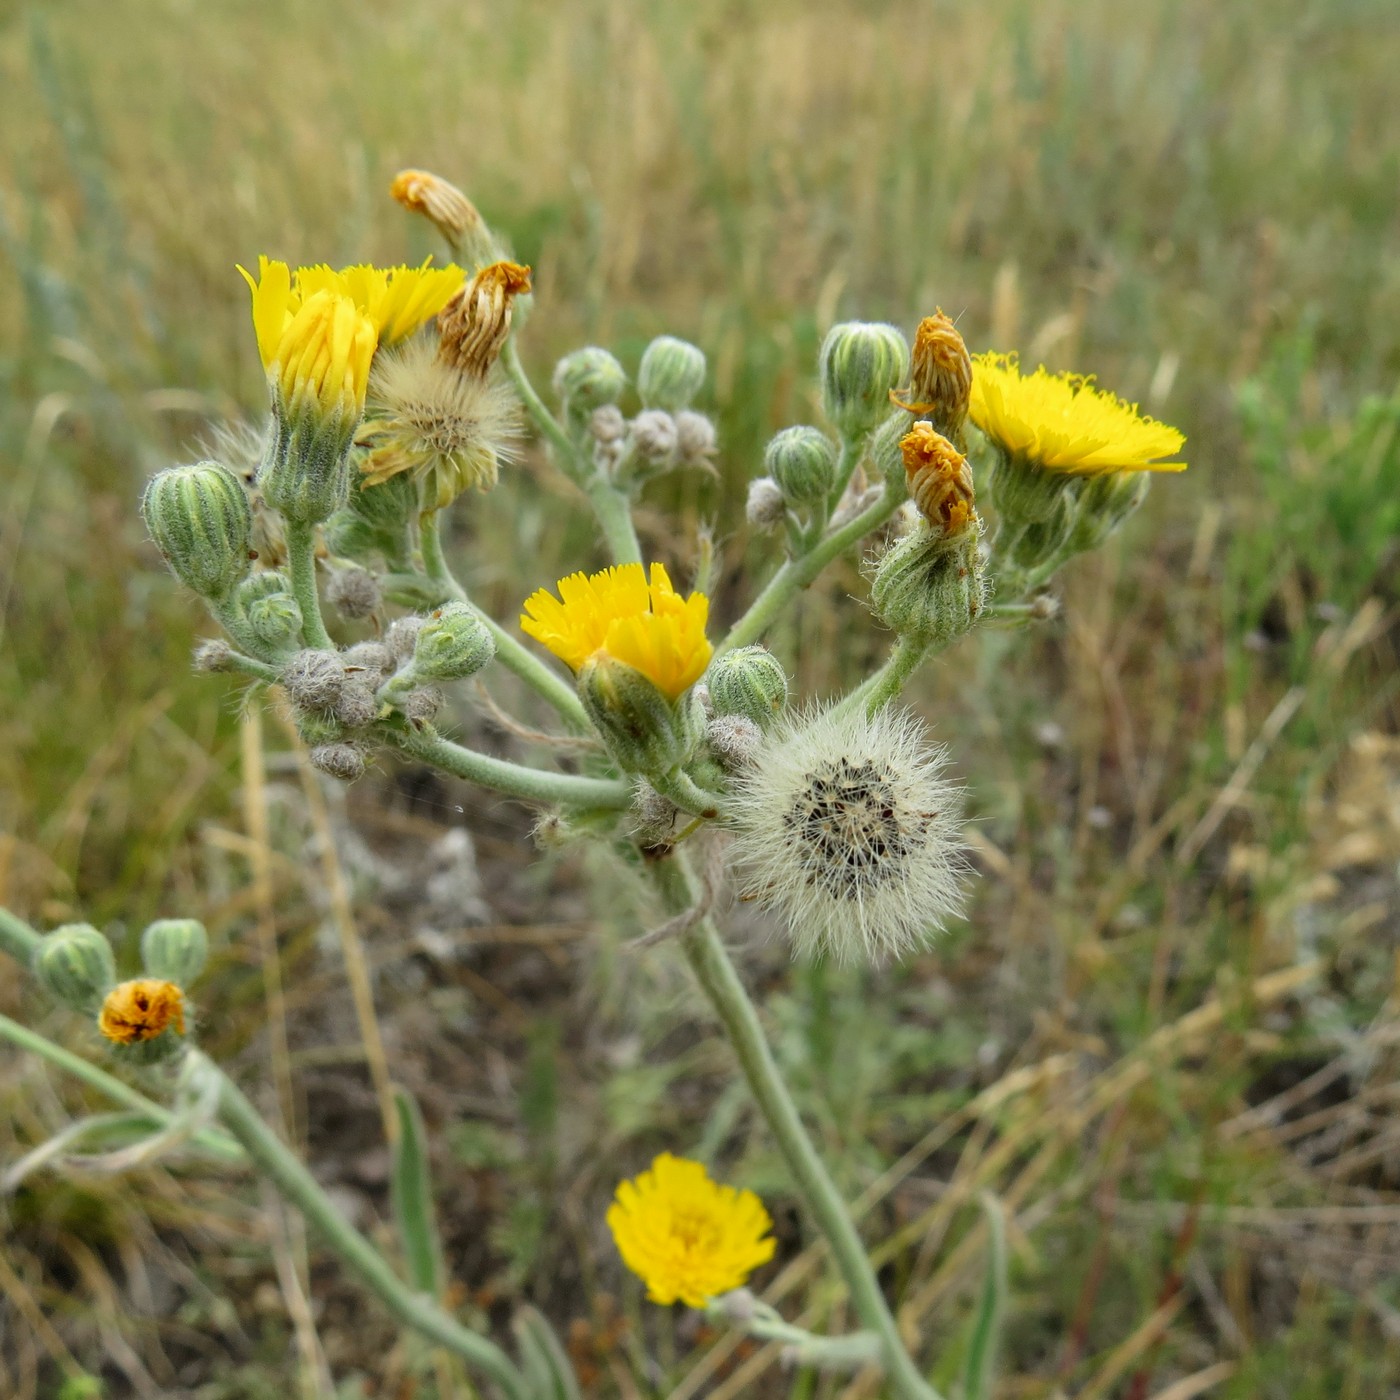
left=98, top=979, right=186, bottom=1045
left=437, top=261, right=534, bottom=378
left=391, top=169, right=485, bottom=249
left=900, top=423, right=976, bottom=533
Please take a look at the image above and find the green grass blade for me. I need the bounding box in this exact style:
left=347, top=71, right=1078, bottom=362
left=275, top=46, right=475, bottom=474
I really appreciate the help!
left=961, top=1192, right=1009, bottom=1400
left=390, top=1086, right=445, bottom=1297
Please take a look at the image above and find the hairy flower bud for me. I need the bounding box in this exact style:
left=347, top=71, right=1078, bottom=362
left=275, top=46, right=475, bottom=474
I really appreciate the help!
left=900, top=424, right=975, bottom=535
left=33, top=924, right=116, bottom=1014
left=386, top=614, right=426, bottom=664
left=674, top=410, right=718, bottom=466
left=707, top=646, right=788, bottom=729
left=325, top=566, right=382, bottom=620
left=332, top=680, right=380, bottom=728
left=553, top=347, right=626, bottom=415
left=281, top=649, right=347, bottom=711
left=589, top=404, right=627, bottom=445
left=1064, top=471, right=1151, bottom=556
left=140, top=918, right=208, bottom=989
left=192, top=639, right=235, bottom=673
left=243, top=588, right=304, bottom=651
left=637, top=336, right=706, bottom=412
left=310, top=742, right=368, bottom=783
left=707, top=714, right=763, bottom=770
left=899, top=310, right=973, bottom=442
left=819, top=322, right=910, bottom=440
left=578, top=654, right=684, bottom=774
left=142, top=462, right=253, bottom=600
left=633, top=782, right=680, bottom=840
left=342, top=641, right=395, bottom=680
left=628, top=409, right=679, bottom=468
left=870, top=519, right=988, bottom=644
left=325, top=472, right=418, bottom=566
left=400, top=686, right=444, bottom=724
left=746, top=477, right=787, bottom=531
left=410, top=602, right=496, bottom=681
left=987, top=447, right=1075, bottom=526
left=764, top=426, right=837, bottom=506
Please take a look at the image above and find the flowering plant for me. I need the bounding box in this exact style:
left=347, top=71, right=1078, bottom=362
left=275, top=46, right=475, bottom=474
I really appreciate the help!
left=0, top=168, right=1185, bottom=1398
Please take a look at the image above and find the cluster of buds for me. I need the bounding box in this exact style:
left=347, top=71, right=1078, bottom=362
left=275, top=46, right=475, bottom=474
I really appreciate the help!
left=34, top=918, right=208, bottom=1065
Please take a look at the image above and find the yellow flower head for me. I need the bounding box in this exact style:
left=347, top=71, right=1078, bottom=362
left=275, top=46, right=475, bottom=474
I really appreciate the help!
left=970, top=353, right=1187, bottom=476
left=239, top=258, right=378, bottom=418
left=98, top=979, right=186, bottom=1045
left=606, top=1153, right=776, bottom=1308
left=294, top=259, right=464, bottom=345
left=521, top=563, right=712, bottom=701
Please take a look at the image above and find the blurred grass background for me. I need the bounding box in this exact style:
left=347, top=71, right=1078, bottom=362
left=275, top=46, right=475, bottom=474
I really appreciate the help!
left=1, top=0, right=1399, bottom=1395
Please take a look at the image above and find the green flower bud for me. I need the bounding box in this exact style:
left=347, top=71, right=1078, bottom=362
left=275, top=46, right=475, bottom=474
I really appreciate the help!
left=1064, top=472, right=1151, bottom=556
left=765, top=427, right=837, bottom=506
left=819, top=322, right=910, bottom=440
left=260, top=404, right=357, bottom=526
left=996, top=493, right=1077, bottom=579
left=324, top=473, right=418, bottom=567
left=578, top=654, right=684, bottom=773
left=237, top=573, right=303, bottom=650
left=410, top=602, right=496, bottom=681
left=637, top=335, right=706, bottom=412
left=552, top=347, right=626, bottom=415
left=140, top=918, right=208, bottom=989
left=870, top=519, right=988, bottom=644
left=33, top=924, right=117, bottom=1014
left=141, top=462, right=253, bottom=600
left=707, top=646, right=788, bottom=729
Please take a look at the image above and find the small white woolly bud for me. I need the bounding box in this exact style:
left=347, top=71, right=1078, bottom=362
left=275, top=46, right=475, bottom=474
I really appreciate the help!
left=325, top=567, right=382, bottom=620
left=386, top=615, right=426, bottom=665
left=332, top=681, right=380, bottom=729
left=531, top=812, right=574, bottom=850
left=628, top=409, right=679, bottom=467
left=588, top=404, right=627, bottom=445
left=692, top=681, right=714, bottom=719
left=342, top=641, right=395, bottom=679
left=746, top=477, right=786, bottom=530
left=282, top=650, right=347, bottom=710
left=633, top=782, right=680, bottom=840
left=310, top=743, right=368, bottom=783
left=729, top=704, right=969, bottom=965
left=193, top=639, right=234, bottom=673
left=400, top=686, right=443, bottom=724
left=1029, top=592, right=1060, bottom=620
left=674, top=410, right=718, bottom=466
left=706, top=714, right=762, bottom=770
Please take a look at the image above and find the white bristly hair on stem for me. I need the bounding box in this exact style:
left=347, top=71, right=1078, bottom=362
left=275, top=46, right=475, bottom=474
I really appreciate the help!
left=728, top=704, right=969, bottom=965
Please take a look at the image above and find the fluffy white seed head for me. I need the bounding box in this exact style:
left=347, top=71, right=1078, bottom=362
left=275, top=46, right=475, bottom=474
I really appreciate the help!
left=728, top=704, right=969, bottom=965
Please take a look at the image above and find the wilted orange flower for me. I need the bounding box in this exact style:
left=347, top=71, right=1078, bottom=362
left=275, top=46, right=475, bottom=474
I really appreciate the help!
left=98, top=979, right=186, bottom=1045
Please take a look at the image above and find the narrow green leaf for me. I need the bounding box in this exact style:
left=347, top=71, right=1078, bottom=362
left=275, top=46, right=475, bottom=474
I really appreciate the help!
left=513, top=1305, right=581, bottom=1400
left=390, top=1087, right=444, bottom=1297
left=961, top=1192, right=1008, bottom=1400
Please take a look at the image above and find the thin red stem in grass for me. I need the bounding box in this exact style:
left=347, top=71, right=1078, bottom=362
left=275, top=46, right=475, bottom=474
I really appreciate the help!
left=1123, top=1185, right=1206, bottom=1400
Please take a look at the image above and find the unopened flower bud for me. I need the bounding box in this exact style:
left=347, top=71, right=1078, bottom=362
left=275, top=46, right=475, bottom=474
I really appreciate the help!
left=99, top=979, right=187, bottom=1063
left=674, top=410, right=718, bottom=466
left=342, top=641, right=395, bottom=680
left=870, top=519, right=988, bottom=643
left=819, top=322, right=910, bottom=440
left=628, top=409, right=679, bottom=468
left=707, top=646, right=788, bottom=728
left=193, top=639, right=234, bottom=673
left=140, top=918, right=208, bottom=989
left=1064, top=472, right=1151, bottom=556
left=326, top=567, right=382, bottom=620
left=296, top=710, right=344, bottom=747
left=33, top=924, right=116, bottom=1014
left=578, top=654, right=684, bottom=773
left=326, top=472, right=418, bottom=566
left=637, top=336, right=706, bottom=411
left=589, top=404, right=627, bottom=445
left=386, top=614, right=427, bottom=664
left=765, top=426, right=837, bottom=506
left=333, top=681, right=380, bottom=728
left=245, top=590, right=303, bottom=650
left=899, top=310, right=973, bottom=442
left=633, top=783, right=680, bottom=839
left=281, top=649, right=347, bottom=711
left=310, top=742, right=368, bottom=783
left=400, top=686, right=444, bottom=724
left=553, top=347, right=626, bottom=415
left=746, top=477, right=787, bottom=530
left=707, top=714, right=762, bottom=770
left=987, top=449, right=1074, bottom=526
left=390, top=169, right=495, bottom=262
left=142, top=462, right=253, bottom=600
left=411, top=602, right=496, bottom=680
left=437, top=261, right=533, bottom=379
left=901, top=424, right=976, bottom=535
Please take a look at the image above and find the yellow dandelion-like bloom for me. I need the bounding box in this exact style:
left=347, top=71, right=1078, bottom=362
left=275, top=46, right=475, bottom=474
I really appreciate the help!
left=98, top=979, right=186, bottom=1045
left=295, top=259, right=464, bottom=345
left=606, top=1154, right=776, bottom=1308
left=970, top=353, right=1186, bottom=476
left=521, top=563, right=712, bottom=701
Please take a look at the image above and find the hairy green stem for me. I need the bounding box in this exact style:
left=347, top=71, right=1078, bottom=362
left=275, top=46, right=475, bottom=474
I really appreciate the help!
left=211, top=597, right=274, bottom=661
left=418, top=511, right=592, bottom=731
left=707, top=1295, right=881, bottom=1370
left=284, top=519, right=334, bottom=650
left=584, top=478, right=644, bottom=565
left=223, top=650, right=282, bottom=685
left=837, top=635, right=936, bottom=718
left=209, top=1053, right=527, bottom=1399
left=650, top=769, right=727, bottom=820
left=721, top=485, right=902, bottom=653
left=0, top=907, right=42, bottom=964
left=653, top=857, right=943, bottom=1400
left=0, top=1015, right=244, bottom=1164
left=387, top=725, right=631, bottom=810
left=502, top=339, right=582, bottom=480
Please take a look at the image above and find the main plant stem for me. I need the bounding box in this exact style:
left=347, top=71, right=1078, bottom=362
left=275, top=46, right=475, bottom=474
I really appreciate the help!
left=653, top=856, right=943, bottom=1400
left=210, top=1054, right=526, bottom=1400
left=285, top=519, right=334, bottom=650
left=837, top=635, right=936, bottom=718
